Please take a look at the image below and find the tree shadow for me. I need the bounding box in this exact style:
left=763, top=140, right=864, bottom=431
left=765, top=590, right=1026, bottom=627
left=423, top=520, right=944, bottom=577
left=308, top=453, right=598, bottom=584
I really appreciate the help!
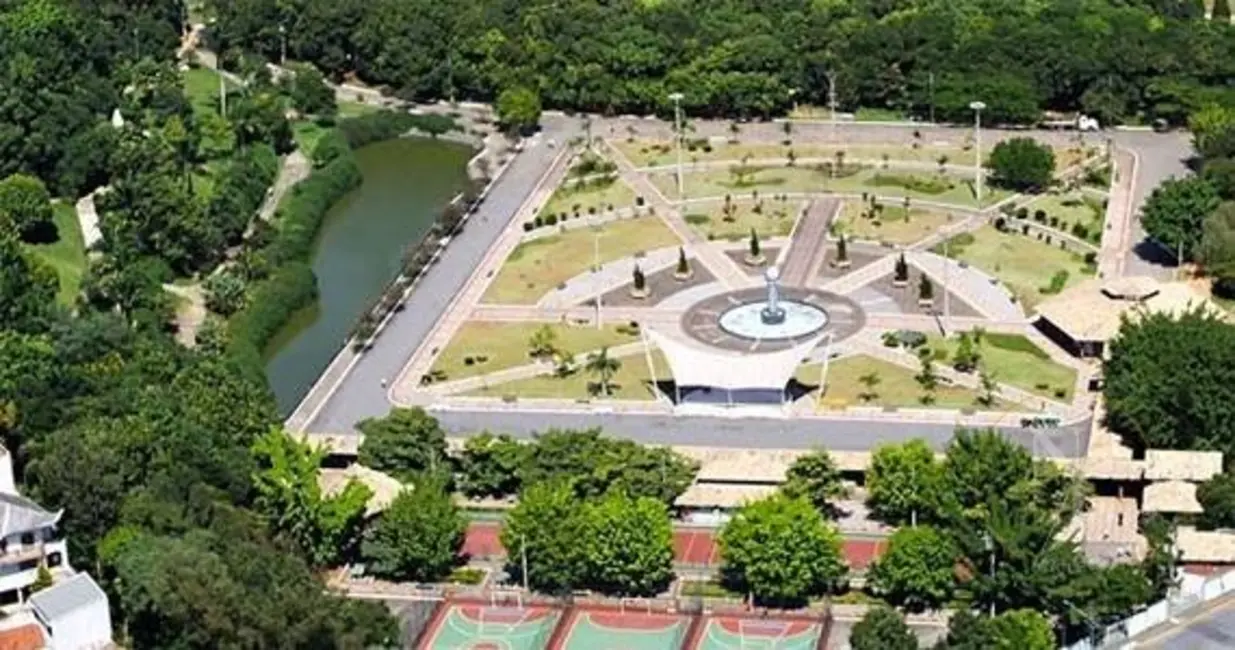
left=21, top=219, right=60, bottom=245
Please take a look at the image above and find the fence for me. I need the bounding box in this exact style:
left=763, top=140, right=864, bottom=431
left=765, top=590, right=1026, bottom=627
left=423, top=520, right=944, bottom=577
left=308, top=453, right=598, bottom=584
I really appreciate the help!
left=1063, top=568, right=1235, bottom=649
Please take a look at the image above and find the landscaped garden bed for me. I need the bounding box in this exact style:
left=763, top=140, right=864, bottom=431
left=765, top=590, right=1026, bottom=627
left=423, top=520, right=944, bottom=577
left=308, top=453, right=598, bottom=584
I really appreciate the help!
left=429, top=321, right=640, bottom=382
left=923, top=332, right=1077, bottom=402
left=930, top=225, right=1095, bottom=308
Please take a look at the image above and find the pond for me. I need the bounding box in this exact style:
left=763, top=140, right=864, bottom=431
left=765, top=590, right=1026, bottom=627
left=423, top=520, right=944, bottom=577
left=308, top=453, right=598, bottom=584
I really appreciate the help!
left=264, top=137, right=472, bottom=414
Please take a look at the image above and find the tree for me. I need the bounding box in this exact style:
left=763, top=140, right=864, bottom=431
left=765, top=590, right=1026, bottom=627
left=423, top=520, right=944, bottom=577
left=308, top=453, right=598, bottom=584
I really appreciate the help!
left=1197, top=472, right=1235, bottom=530
left=1190, top=105, right=1235, bottom=161
left=749, top=227, right=761, bottom=259
left=356, top=407, right=448, bottom=479
left=456, top=433, right=525, bottom=499
left=718, top=493, right=845, bottom=606
left=916, top=353, right=939, bottom=393
left=978, top=366, right=1000, bottom=407
left=527, top=324, right=557, bottom=358
left=632, top=264, right=646, bottom=292
left=676, top=247, right=690, bottom=276
left=495, top=86, right=542, bottom=135
left=952, top=332, right=980, bottom=372
left=1203, top=159, right=1235, bottom=201
left=501, top=481, right=587, bottom=593
left=518, top=428, right=698, bottom=504
left=988, top=138, right=1056, bottom=192
left=867, top=526, right=956, bottom=611
left=361, top=474, right=464, bottom=582
left=251, top=430, right=371, bottom=567
left=281, top=63, right=337, bottom=118
left=1200, top=202, right=1235, bottom=294
left=585, top=347, right=621, bottom=396
left=849, top=607, right=918, bottom=650
left=230, top=90, right=295, bottom=154
left=1103, top=308, right=1235, bottom=456
left=781, top=449, right=847, bottom=515
left=578, top=491, right=675, bottom=596
left=937, top=609, right=1054, bottom=650
left=867, top=439, right=941, bottom=526
left=0, top=174, right=53, bottom=238
left=204, top=270, right=247, bottom=316
left=895, top=254, right=910, bottom=283
left=1140, top=176, right=1221, bottom=262
left=0, top=233, right=57, bottom=333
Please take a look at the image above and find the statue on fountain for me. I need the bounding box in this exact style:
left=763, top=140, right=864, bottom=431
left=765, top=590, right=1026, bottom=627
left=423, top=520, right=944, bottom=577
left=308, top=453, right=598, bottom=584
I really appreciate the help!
left=761, top=266, right=786, bottom=325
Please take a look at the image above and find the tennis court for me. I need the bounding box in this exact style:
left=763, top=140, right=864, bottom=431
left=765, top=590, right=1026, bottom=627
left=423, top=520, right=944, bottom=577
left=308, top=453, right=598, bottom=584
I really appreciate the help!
left=419, top=603, right=559, bottom=650
left=692, top=616, right=823, bottom=650
left=559, top=609, right=691, bottom=650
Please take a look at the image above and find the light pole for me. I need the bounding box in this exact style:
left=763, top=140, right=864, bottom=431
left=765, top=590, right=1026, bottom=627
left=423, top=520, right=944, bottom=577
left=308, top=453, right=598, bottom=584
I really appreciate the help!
left=594, top=229, right=603, bottom=329
left=826, top=71, right=839, bottom=143
left=969, top=101, right=986, bottom=205
left=669, top=92, right=685, bottom=201
left=788, top=87, right=799, bottom=116
left=983, top=531, right=996, bottom=617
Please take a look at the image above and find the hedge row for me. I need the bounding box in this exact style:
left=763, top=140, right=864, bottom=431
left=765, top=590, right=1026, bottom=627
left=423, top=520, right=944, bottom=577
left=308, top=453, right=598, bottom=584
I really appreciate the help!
left=226, top=110, right=460, bottom=366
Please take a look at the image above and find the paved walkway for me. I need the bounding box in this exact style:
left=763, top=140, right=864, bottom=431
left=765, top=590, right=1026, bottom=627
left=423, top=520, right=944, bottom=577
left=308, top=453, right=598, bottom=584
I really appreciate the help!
left=780, top=199, right=838, bottom=287
left=74, top=191, right=103, bottom=250
left=906, top=250, right=1024, bottom=321
left=537, top=245, right=681, bottom=308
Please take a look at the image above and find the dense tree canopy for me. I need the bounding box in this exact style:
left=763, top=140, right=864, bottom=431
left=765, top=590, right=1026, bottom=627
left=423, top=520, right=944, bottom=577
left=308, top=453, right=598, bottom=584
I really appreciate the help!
left=207, top=0, right=1235, bottom=124
left=1140, top=177, right=1222, bottom=262
left=0, top=174, right=54, bottom=238
left=1197, top=472, right=1235, bottom=530
left=718, top=493, right=846, bottom=606
left=849, top=607, right=918, bottom=650
left=1103, top=308, right=1235, bottom=456
left=866, top=439, right=941, bottom=526
left=988, top=138, right=1056, bottom=192
left=868, top=526, right=957, bottom=612
left=361, top=474, right=465, bottom=583
left=357, top=406, right=450, bottom=479
left=781, top=448, right=847, bottom=516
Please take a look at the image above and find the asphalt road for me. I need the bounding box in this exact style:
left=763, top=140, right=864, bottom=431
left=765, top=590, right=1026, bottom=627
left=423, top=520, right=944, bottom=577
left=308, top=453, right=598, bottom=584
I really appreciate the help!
left=430, top=408, right=1089, bottom=456
left=1136, top=593, right=1235, bottom=650
left=307, top=114, right=578, bottom=433
left=299, top=117, right=1190, bottom=452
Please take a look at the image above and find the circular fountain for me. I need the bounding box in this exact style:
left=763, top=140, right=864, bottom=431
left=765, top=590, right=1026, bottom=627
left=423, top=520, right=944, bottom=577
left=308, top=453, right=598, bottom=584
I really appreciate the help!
left=717, top=267, right=829, bottom=340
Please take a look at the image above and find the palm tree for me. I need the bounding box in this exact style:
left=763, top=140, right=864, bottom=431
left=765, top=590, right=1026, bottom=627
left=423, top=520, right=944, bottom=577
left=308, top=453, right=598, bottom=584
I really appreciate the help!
left=937, top=154, right=949, bottom=175
left=586, top=347, right=622, bottom=396
left=833, top=150, right=846, bottom=176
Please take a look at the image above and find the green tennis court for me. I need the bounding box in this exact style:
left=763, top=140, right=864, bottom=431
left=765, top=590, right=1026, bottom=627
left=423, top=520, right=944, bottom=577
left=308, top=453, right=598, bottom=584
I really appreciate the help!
left=560, top=611, right=690, bottom=650
left=694, top=617, right=822, bottom=650
left=423, top=604, right=559, bottom=650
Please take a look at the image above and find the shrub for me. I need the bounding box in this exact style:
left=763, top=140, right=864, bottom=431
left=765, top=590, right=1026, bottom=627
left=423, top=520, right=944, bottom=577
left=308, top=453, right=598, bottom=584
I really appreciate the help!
left=204, top=271, right=248, bottom=317
left=1016, top=207, right=1030, bottom=220
left=870, top=173, right=950, bottom=195
left=522, top=222, right=534, bottom=232
left=545, top=213, right=558, bottom=226
left=1049, top=216, right=1060, bottom=228
left=994, top=217, right=1007, bottom=231
left=1033, top=209, right=1047, bottom=222
left=1084, top=251, right=1097, bottom=265
left=1040, top=269, right=1069, bottom=294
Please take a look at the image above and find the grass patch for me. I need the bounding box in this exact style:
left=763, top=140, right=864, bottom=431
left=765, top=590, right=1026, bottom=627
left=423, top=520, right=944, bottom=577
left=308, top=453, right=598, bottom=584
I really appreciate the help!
left=338, top=100, right=380, bottom=119
left=683, top=197, right=799, bottom=241
left=925, top=333, right=1076, bottom=402
left=23, top=203, right=86, bottom=305
left=680, top=580, right=742, bottom=599
left=618, top=139, right=981, bottom=169
left=1022, top=192, right=1104, bottom=244
left=430, top=321, right=639, bottom=382
left=483, top=216, right=681, bottom=304
left=651, top=166, right=1006, bottom=208
left=182, top=67, right=240, bottom=118
left=293, top=121, right=329, bottom=154
left=464, top=350, right=668, bottom=401
left=931, top=225, right=1092, bottom=308
left=447, top=567, right=487, bottom=585
left=799, top=354, right=1016, bottom=411
left=834, top=200, right=957, bottom=245
left=538, top=175, right=637, bottom=221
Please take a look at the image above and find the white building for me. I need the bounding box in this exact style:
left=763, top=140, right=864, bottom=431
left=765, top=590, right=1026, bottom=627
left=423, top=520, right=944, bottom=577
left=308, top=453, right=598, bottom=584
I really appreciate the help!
left=30, top=573, right=112, bottom=650
left=0, top=449, right=67, bottom=605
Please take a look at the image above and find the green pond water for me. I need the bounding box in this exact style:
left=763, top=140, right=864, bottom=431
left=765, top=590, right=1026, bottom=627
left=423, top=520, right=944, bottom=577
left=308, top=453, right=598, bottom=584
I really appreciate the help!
left=264, top=137, right=472, bottom=414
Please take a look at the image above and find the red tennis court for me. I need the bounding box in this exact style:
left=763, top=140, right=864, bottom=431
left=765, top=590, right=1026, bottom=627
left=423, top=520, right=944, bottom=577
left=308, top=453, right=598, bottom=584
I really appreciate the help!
left=674, top=529, right=720, bottom=565
left=463, top=521, right=505, bottom=559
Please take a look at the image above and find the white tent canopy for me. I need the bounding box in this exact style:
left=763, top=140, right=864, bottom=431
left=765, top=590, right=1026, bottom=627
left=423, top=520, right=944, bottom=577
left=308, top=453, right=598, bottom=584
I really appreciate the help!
left=643, top=327, right=824, bottom=400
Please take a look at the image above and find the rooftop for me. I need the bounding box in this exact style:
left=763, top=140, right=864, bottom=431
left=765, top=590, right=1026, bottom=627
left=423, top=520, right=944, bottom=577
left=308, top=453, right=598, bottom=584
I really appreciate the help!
left=1142, top=480, right=1203, bottom=514
left=0, top=493, right=60, bottom=538
left=317, top=465, right=405, bottom=516
left=1035, top=277, right=1222, bottom=343
left=30, top=572, right=107, bottom=623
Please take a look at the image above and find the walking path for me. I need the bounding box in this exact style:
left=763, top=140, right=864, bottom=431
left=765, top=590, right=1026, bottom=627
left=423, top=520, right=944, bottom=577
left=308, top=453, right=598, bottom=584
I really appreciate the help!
left=780, top=199, right=838, bottom=287
left=74, top=191, right=103, bottom=250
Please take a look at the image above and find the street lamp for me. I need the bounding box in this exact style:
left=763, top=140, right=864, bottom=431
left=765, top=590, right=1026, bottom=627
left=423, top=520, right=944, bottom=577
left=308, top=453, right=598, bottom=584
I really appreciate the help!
left=969, top=101, right=986, bottom=205
left=788, top=87, right=799, bottom=115
left=668, top=92, right=685, bottom=201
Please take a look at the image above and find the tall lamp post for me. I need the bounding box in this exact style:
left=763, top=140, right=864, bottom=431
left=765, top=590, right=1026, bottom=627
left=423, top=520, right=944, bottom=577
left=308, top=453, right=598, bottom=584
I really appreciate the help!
left=668, top=92, right=685, bottom=201
left=969, top=101, right=986, bottom=205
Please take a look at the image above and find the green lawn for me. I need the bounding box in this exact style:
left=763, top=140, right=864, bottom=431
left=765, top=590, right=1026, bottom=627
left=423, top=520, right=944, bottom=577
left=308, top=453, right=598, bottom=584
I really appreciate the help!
left=682, top=197, right=799, bottom=241
left=293, top=121, right=329, bottom=154
left=483, top=215, right=681, bottom=304
left=23, top=203, right=87, bottom=305
left=650, top=166, right=1006, bottom=208
left=338, top=100, right=380, bottom=119
left=1022, top=192, right=1104, bottom=243
left=464, top=350, right=667, bottom=401
left=538, top=176, right=637, bottom=220
left=924, top=332, right=1077, bottom=402
left=797, top=354, right=1017, bottom=411
left=182, top=67, right=240, bottom=118
left=430, top=321, right=639, bottom=382
left=833, top=200, right=959, bottom=246
left=932, top=225, right=1095, bottom=308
